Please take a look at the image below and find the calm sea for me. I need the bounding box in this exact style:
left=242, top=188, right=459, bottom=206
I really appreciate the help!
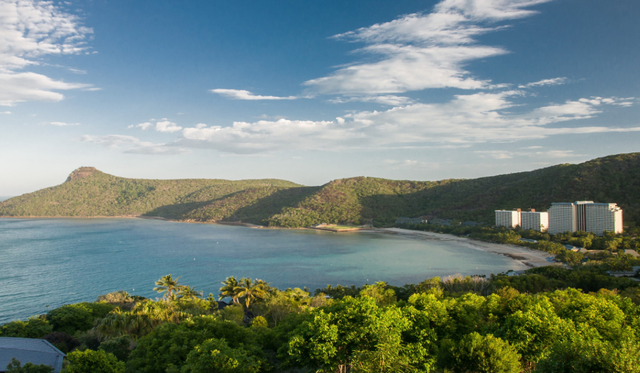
left=0, top=218, right=526, bottom=323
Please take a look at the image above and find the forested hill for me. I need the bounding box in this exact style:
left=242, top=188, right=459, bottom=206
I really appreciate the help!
left=2, top=152, right=640, bottom=227
left=0, top=167, right=302, bottom=219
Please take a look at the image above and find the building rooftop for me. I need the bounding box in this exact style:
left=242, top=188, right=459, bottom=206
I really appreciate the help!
left=0, top=337, right=65, bottom=373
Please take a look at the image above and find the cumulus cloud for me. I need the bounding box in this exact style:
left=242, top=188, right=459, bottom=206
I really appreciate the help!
left=304, top=0, right=551, bottom=95
left=519, top=77, right=567, bottom=88
left=79, top=135, right=186, bottom=155
left=211, top=89, right=298, bottom=100
left=0, top=0, right=93, bottom=105
left=177, top=93, right=638, bottom=154
left=129, top=119, right=182, bottom=133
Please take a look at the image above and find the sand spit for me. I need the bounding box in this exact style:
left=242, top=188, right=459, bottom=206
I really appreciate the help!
left=378, top=228, right=555, bottom=268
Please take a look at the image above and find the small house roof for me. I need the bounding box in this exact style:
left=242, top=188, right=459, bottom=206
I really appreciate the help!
left=0, top=337, right=65, bottom=373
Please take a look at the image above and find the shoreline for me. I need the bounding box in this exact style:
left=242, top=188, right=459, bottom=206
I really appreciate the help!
left=1, top=215, right=554, bottom=268
left=377, top=228, right=555, bottom=268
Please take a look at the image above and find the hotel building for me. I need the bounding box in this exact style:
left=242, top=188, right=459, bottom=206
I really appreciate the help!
left=495, top=209, right=521, bottom=229
left=548, top=201, right=623, bottom=235
left=521, top=210, right=549, bottom=231
left=585, top=203, right=624, bottom=235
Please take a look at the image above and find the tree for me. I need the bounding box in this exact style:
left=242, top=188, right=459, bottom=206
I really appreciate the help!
left=235, top=278, right=269, bottom=308
left=5, top=358, right=53, bottom=373
left=438, top=332, right=521, bottom=373
left=181, top=338, right=262, bottom=373
left=0, top=317, right=52, bottom=338
left=219, top=276, right=240, bottom=303
left=64, top=349, right=124, bottom=373
left=153, top=274, right=184, bottom=300
left=286, top=296, right=414, bottom=373
left=178, top=286, right=202, bottom=300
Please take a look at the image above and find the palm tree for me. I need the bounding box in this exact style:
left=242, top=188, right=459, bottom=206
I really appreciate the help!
left=235, top=278, right=270, bottom=308
left=219, top=276, right=240, bottom=303
left=179, top=285, right=203, bottom=299
left=153, top=274, right=184, bottom=300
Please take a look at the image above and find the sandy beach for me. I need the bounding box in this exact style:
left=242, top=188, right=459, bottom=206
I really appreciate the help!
left=378, top=227, right=555, bottom=268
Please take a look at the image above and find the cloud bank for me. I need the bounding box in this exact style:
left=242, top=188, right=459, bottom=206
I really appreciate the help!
left=0, top=0, right=93, bottom=105
left=304, top=0, right=551, bottom=96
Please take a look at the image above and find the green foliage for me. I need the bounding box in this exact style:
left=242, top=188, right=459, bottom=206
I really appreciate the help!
left=47, top=302, right=115, bottom=335
left=126, top=316, right=262, bottom=373
left=99, top=335, right=133, bottom=362
left=285, top=296, right=417, bottom=372
left=438, top=332, right=522, bottom=373
left=0, top=317, right=52, bottom=338
left=181, top=338, right=262, bottom=373
left=64, top=349, right=125, bottom=373
left=6, top=358, right=53, bottom=373
left=44, top=331, right=80, bottom=353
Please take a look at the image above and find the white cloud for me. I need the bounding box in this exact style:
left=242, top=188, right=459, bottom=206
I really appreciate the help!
left=0, top=111, right=11, bottom=114
left=155, top=120, right=182, bottom=133
left=130, top=120, right=182, bottom=133
left=177, top=93, right=638, bottom=154
left=79, top=135, right=186, bottom=155
left=45, top=121, right=79, bottom=126
left=475, top=149, right=582, bottom=159
left=0, top=72, right=91, bottom=105
left=305, top=0, right=551, bottom=95
left=0, top=0, right=93, bottom=105
left=211, top=89, right=297, bottom=100
left=519, top=77, right=567, bottom=88
left=329, top=95, right=415, bottom=106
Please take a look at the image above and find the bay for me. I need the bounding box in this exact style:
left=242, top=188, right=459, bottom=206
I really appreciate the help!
left=0, top=218, right=527, bottom=323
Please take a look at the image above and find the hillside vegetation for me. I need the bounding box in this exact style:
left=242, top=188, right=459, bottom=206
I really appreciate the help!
left=2, top=152, right=640, bottom=227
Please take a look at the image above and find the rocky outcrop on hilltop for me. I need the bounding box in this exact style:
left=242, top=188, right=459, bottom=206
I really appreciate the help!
left=65, top=167, right=98, bottom=182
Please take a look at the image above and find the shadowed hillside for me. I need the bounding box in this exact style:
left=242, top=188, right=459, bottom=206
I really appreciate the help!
left=2, top=153, right=639, bottom=227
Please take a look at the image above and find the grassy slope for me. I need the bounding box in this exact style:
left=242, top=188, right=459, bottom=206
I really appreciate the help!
left=2, top=152, right=639, bottom=226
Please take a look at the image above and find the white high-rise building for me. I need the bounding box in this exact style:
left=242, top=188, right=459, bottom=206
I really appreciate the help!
left=495, top=210, right=521, bottom=228
left=548, top=201, right=622, bottom=235
left=548, top=203, right=577, bottom=234
left=585, top=203, right=623, bottom=235
left=521, top=210, right=549, bottom=232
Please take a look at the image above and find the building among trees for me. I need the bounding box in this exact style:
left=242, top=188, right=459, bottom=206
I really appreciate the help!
left=495, top=209, right=521, bottom=229
left=497, top=202, right=623, bottom=235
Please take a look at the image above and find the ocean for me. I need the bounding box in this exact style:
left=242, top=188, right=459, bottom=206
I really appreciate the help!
left=0, top=218, right=527, bottom=323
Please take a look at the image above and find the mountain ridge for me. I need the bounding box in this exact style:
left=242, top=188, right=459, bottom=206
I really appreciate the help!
left=1, top=152, right=639, bottom=227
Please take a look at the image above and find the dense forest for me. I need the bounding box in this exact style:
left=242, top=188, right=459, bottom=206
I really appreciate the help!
left=2, top=152, right=640, bottom=227
left=3, top=257, right=640, bottom=373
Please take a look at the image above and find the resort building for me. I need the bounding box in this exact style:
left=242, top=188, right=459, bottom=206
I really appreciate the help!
left=521, top=210, right=549, bottom=231
left=0, top=337, right=65, bottom=373
left=548, top=203, right=578, bottom=234
left=585, top=203, right=624, bottom=235
left=548, top=201, right=623, bottom=235
left=495, top=209, right=521, bottom=228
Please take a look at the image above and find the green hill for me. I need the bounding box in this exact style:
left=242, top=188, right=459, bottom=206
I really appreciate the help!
left=2, top=152, right=640, bottom=227
left=0, top=167, right=301, bottom=219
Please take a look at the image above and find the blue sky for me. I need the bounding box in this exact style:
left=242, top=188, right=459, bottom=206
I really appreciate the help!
left=1, top=0, right=639, bottom=195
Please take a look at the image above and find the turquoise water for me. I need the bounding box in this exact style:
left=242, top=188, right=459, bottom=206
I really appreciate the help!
left=0, top=218, right=526, bottom=323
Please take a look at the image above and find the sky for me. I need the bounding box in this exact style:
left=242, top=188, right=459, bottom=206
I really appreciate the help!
left=1, top=0, right=639, bottom=196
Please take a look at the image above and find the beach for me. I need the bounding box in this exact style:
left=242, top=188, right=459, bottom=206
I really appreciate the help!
left=378, top=227, right=555, bottom=268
